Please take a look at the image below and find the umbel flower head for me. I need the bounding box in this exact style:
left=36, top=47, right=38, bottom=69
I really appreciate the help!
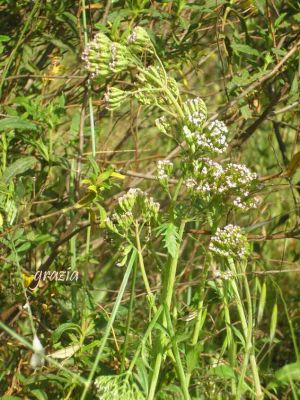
left=182, top=119, right=228, bottom=155
left=184, top=158, right=258, bottom=210
left=209, top=224, right=250, bottom=259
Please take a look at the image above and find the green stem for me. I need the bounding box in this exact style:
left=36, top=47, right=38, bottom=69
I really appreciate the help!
left=228, top=259, right=262, bottom=400
left=276, top=283, right=300, bottom=362
left=120, top=258, right=138, bottom=373
left=148, top=220, right=186, bottom=400
left=138, top=67, right=185, bottom=121
left=135, top=222, right=157, bottom=313
left=126, top=305, right=163, bottom=377
left=81, top=0, right=96, bottom=257
left=164, top=305, right=191, bottom=400
left=186, top=258, right=209, bottom=387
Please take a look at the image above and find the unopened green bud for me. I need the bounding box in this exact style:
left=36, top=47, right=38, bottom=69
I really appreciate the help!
left=155, top=116, right=171, bottom=135
left=183, top=97, right=207, bottom=128
left=104, top=87, right=128, bottom=111
left=128, top=26, right=154, bottom=53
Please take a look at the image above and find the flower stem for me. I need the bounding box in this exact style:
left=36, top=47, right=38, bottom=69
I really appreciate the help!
left=186, top=257, right=209, bottom=387
left=135, top=222, right=157, bottom=313
left=148, top=220, right=186, bottom=400
left=228, top=259, right=262, bottom=399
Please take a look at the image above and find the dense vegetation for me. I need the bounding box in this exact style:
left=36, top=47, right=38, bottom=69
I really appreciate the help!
left=0, top=0, right=300, bottom=399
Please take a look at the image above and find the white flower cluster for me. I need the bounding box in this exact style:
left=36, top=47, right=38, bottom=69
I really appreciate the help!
left=184, top=158, right=258, bottom=210
left=209, top=225, right=249, bottom=259
left=182, top=119, right=228, bottom=155
left=157, top=159, right=173, bottom=182
left=95, top=375, right=145, bottom=400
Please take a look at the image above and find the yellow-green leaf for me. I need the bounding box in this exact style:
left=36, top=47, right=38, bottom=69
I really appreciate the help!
left=111, top=171, right=125, bottom=180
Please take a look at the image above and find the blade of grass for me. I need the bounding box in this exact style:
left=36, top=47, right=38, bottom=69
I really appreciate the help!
left=80, top=249, right=137, bottom=400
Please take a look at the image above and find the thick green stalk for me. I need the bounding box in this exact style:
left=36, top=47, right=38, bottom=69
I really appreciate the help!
left=164, top=305, right=191, bottom=400
left=191, top=260, right=209, bottom=346
left=148, top=220, right=186, bottom=400
left=228, top=259, right=262, bottom=399
left=185, top=259, right=209, bottom=387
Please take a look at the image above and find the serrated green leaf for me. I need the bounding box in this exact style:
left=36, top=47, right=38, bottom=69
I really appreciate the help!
left=186, top=343, right=202, bottom=373
left=156, top=223, right=179, bottom=258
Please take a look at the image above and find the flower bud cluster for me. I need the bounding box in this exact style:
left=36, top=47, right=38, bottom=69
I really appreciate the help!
left=127, top=26, right=153, bottom=53
left=183, top=97, right=207, bottom=128
left=82, top=32, right=132, bottom=79
left=209, top=224, right=249, bottom=259
left=182, top=119, right=228, bottom=155
left=104, top=87, right=128, bottom=111
left=157, top=160, right=173, bottom=182
left=155, top=115, right=171, bottom=135
left=184, top=158, right=257, bottom=210
left=105, top=188, right=160, bottom=235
